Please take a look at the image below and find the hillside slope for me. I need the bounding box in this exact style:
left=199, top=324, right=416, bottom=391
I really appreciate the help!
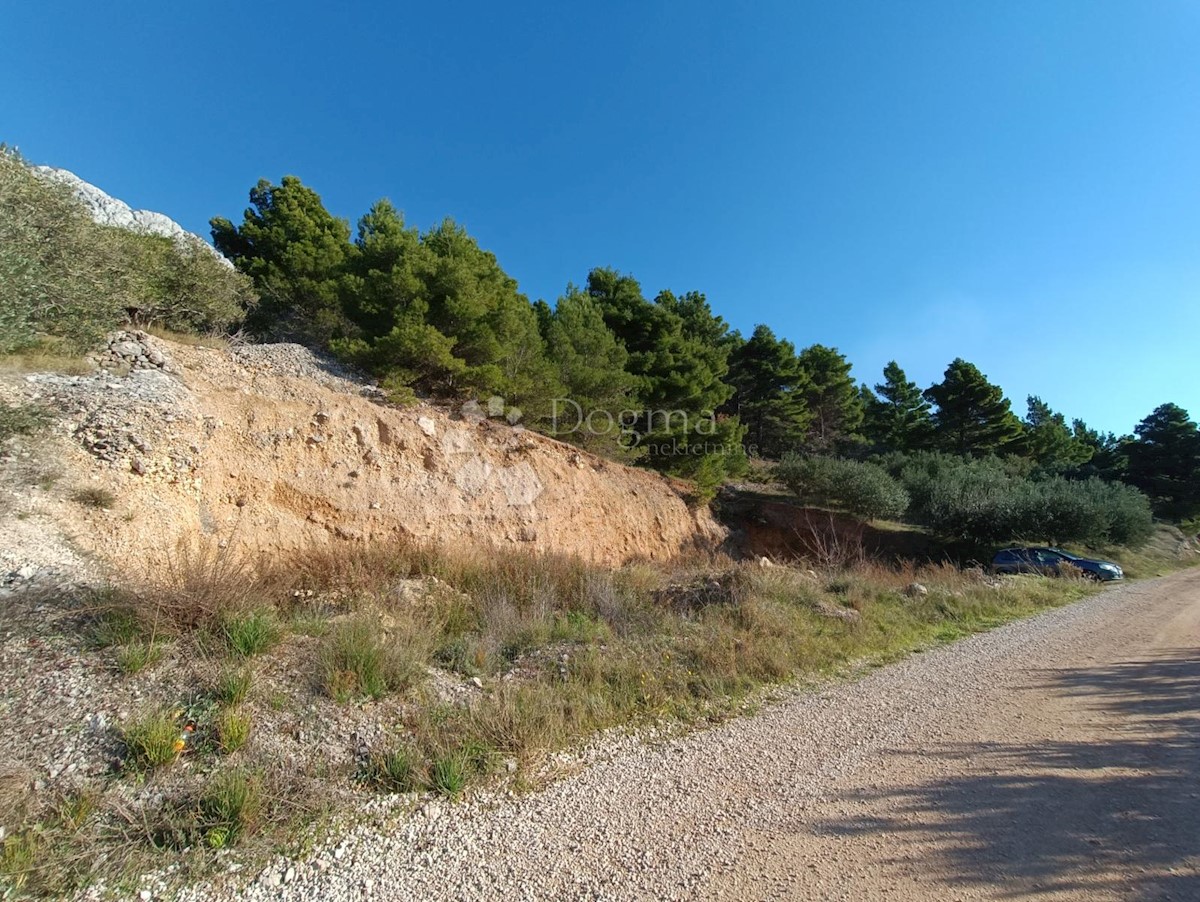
left=1, top=332, right=724, bottom=583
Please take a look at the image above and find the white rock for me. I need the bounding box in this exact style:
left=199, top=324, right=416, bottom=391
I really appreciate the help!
left=32, top=165, right=232, bottom=268
left=417, top=416, right=437, bottom=437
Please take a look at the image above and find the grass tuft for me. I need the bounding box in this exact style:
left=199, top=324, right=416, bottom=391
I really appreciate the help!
left=115, top=640, right=164, bottom=675
left=122, top=708, right=182, bottom=771
left=319, top=616, right=426, bottom=702
left=213, top=666, right=253, bottom=706
left=196, top=769, right=263, bottom=848
left=70, top=486, right=117, bottom=509
left=221, top=609, right=280, bottom=657
left=215, top=708, right=252, bottom=753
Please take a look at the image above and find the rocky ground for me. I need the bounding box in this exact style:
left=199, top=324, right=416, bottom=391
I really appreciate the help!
left=166, top=568, right=1199, bottom=902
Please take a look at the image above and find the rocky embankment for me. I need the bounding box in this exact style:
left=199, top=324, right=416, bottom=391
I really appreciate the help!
left=1, top=332, right=725, bottom=587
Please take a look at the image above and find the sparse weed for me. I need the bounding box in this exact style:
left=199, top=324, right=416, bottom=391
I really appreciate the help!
left=70, top=486, right=117, bottom=509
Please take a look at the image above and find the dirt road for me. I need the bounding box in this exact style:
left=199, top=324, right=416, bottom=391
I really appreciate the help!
left=198, top=569, right=1200, bottom=902
left=710, top=568, right=1200, bottom=901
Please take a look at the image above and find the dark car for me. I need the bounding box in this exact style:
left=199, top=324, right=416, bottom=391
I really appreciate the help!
left=991, top=547, right=1124, bottom=581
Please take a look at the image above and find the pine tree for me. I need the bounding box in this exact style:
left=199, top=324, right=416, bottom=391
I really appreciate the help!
left=725, top=325, right=810, bottom=458
left=211, top=176, right=355, bottom=344
left=796, top=344, right=863, bottom=453
left=543, top=288, right=639, bottom=456
left=1125, top=403, right=1200, bottom=520
left=862, top=360, right=934, bottom=453
left=585, top=268, right=743, bottom=482
left=924, top=358, right=1023, bottom=457
left=1020, top=396, right=1093, bottom=473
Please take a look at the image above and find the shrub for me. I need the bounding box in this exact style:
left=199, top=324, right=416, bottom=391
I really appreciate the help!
left=0, top=402, right=46, bottom=444
left=0, top=148, right=255, bottom=353
left=776, top=454, right=909, bottom=520
left=122, top=708, right=182, bottom=770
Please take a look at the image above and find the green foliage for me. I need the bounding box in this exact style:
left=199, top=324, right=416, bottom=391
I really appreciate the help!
left=796, top=344, right=864, bottom=453
left=221, top=609, right=280, bottom=657
left=725, top=324, right=810, bottom=458
left=122, top=708, right=182, bottom=770
left=776, top=454, right=909, bottom=520
left=212, top=176, right=354, bottom=345
left=891, top=452, right=1154, bottom=546
left=1124, top=403, right=1200, bottom=521
left=1020, top=396, right=1093, bottom=473
left=1, top=149, right=253, bottom=353
left=862, top=361, right=933, bottom=453
left=215, top=707, right=252, bottom=753
left=924, top=358, right=1024, bottom=457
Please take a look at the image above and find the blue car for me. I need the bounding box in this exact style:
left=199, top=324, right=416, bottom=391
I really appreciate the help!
left=991, top=547, right=1124, bottom=581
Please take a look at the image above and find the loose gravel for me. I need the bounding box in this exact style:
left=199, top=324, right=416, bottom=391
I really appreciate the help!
left=173, top=570, right=1200, bottom=902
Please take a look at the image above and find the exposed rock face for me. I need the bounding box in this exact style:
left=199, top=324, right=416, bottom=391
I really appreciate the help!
left=4, top=336, right=726, bottom=575
left=32, top=165, right=231, bottom=266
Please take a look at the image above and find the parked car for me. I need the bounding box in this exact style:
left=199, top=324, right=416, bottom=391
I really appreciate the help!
left=991, top=547, right=1124, bottom=581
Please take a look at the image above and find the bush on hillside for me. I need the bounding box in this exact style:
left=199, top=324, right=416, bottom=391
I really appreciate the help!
left=776, top=454, right=909, bottom=520
left=0, top=148, right=254, bottom=354
left=887, top=451, right=1153, bottom=547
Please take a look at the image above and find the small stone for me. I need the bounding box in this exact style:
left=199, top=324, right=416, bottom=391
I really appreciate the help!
left=903, top=582, right=929, bottom=598
left=471, top=677, right=484, bottom=689
left=417, top=416, right=437, bottom=437
left=139, top=891, right=152, bottom=901
left=130, top=457, right=147, bottom=475
left=284, top=866, right=295, bottom=883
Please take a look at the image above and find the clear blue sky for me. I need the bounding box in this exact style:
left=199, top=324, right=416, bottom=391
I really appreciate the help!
left=5, top=1, right=1198, bottom=435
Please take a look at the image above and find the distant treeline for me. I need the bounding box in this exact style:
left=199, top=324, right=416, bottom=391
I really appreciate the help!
left=2, top=150, right=1196, bottom=539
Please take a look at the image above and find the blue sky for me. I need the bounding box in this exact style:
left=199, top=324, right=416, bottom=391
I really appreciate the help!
left=5, top=1, right=1199, bottom=435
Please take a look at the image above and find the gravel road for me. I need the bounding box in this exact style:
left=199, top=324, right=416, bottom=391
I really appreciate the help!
left=184, top=569, right=1200, bottom=902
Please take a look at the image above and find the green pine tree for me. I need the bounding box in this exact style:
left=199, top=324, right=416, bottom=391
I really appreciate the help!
left=796, top=344, right=863, bottom=453
left=1125, top=403, right=1200, bottom=520
left=543, top=287, right=640, bottom=457
left=924, top=358, right=1023, bottom=457
left=1020, top=395, right=1093, bottom=473
left=725, top=324, right=811, bottom=458
left=862, top=360, right=934, bottom=453
left=211, top=176, right=355, bottom=345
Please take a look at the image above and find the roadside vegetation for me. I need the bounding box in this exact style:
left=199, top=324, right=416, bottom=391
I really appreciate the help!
left=1, top=532, right=1137, bottom=898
